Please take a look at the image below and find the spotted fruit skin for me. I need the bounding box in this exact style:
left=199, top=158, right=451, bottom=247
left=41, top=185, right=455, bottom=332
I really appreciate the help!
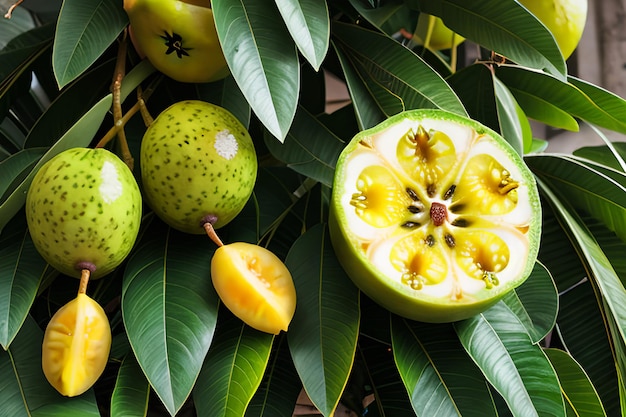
left=42, top=293, right=112, bottom=397
left=26, top=148, right=142, bottom=279
left=140, top=100, right=257, bottom=233
left=211, top=242, right=296, bottom=334
left=123, top=0, right=229, bottom=83
left=329, top=109, right=541, bottom=323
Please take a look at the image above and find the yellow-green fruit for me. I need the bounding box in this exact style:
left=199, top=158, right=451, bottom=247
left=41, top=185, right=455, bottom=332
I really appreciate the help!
left=140, top=100, right=257, bottom=233
left=42, top=293, right=112, bottom=397
left=26, top=148, right=142, bottom=279
left=413, top=14, right=465, bottom=51
left=329, top=109, right=541, bottom=323
left=519, top=0, right=587, bottom=59
left=123, top=0, right=229, bottom=83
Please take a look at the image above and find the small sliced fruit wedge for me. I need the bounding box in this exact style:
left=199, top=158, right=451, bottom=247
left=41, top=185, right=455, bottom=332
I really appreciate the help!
left=329, top=109, right=541, bottom=323
left=211, top=242, right=296, bottom=334
left=42, top=293, right=112, bottom=397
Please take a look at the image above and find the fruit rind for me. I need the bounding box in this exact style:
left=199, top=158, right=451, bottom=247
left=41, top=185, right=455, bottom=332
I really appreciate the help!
left=329, top=109, right=541, bottom=323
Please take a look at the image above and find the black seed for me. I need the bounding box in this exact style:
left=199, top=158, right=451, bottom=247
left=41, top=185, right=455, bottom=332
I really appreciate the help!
left=444, top=234, right=456, bottom=248
left=452, top=218, right=471, bottom=227
left=425, top=235, right=435, bottom=247
left=401, top=221, right=420, bottom=229
left=443, top=185, right=456, bottom=200
left=406, top=188, right=420, bottom=201
left=407, top=205, right=421, bottom=214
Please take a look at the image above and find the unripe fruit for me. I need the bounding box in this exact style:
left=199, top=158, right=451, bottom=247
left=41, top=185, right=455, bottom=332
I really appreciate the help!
left=413, top=14, right=465, bottom=51
left=329, top=109, right=541, bottom=323
left=140, top=100, right=257, bottom=233
left=123, top=0, right=229, bottom=83
left=26, top=148, right=142, bottom=279
left=42, top=293, right=112, bottom=397
left=211, top=242, right=296, bottom=334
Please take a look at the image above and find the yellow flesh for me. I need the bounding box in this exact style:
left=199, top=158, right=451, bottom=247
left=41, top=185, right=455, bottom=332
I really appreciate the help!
left=339, top=118, right=534, bottom=303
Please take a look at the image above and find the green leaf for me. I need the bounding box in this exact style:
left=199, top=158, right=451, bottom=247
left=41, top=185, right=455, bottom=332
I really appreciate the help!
left=526, top=154, right=626, bottom=244
left=496, top=66, right=626, bottom=134
left=110, top=353, right=150, bottom=417
left=494, top=76, right=525, bottom=155
left=245, top=335, right=302, bottom=417
left=212, top=0, right=299, bottom=141
left=0, top=147, right=46, bottom=202
left=544, top=348, right=607, bottom=417
left=333, top=22, right=467, bottom=118
left=573, top=143, right=626, bottom=172
left=455, top=303, right=565, bottom=417
left=392, top=317, right=498, bottom=417
left=447, top=64, right=499, bottom=133
left=52, top=0, right=128, bottom=88
left=122, top=222, right=220, bottom=416
left=286, top=224, right=360, bottom=417
left=333, top=41, right=386, bottom=130
left=504, top=261, right=558, bottom=344
left=0, top=211, right=49, bottom=348
left=193, top=311, right=274, bottom=417
left=275, top=0, right=329, bottom=71
left=264, top=106, right=345, bottom=188
left=0, top=316, right=100, bottom=417
left=415, top=0, right=566, bottom=79
left=0, top=5, right=36, bottom=50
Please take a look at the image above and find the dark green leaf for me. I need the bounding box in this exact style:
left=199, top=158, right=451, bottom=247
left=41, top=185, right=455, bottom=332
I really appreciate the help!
left=110, top=353, right=150, bottom=417
left=333, top=22, right=467, bottom=117
left=392, top=317, right=498, bottom=417
left=455, top=303, right=565, bottom=417
left=0, top=147, right=46, bottom=202
left=0, top=316, right=100, bottom=417
left=416, top=0, right=566, bottom=79
left=193, top=311, right=274, bottom=417
left=494, top=76, right=525, bottom=155
left=265, top=106, right=345, bottom=188
left=122, top=222, right=220, bottom=415
left=0, top=211, right=48, bottom=348
left=287, top=224, right=360, bottom=416
left=573, top=143, right=626, bottom=172
left=212, top=0, right=299, bottom=141
left=275, top=0, right=329, bottom=71
left=544, top=348, right=607, bottom=417
left=52, top=0, right=128, bottom=88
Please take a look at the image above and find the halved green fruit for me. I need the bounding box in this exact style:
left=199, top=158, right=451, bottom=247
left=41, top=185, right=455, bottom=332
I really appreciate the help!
left=329, top=109, right=541, bottom=323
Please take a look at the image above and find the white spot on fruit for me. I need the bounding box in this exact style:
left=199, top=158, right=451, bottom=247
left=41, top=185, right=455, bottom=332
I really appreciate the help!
left=99, top=161, right=123, bottom=203
left=214, top=129, right=238, bottom=160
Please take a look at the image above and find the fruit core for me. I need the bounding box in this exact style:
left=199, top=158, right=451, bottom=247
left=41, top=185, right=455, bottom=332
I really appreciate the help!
left=336, top=116, right=536, bottom=305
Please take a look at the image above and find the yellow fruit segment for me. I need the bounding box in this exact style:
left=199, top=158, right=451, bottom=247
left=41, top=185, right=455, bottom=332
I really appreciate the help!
left=42, top=293, right=111, bottom=397
left=211, top=242, right=296, bottom=334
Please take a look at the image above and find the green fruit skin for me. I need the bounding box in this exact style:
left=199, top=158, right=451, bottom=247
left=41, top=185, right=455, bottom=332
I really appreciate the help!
left=140, top=100, right=257, bottom=234
left=26, top=148, right=142, bottom=279
left=328, top=109, right=542, bottom=323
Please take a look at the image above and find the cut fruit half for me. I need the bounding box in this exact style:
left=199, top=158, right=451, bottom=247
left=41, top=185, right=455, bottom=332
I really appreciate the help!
left=329, top=109, right=541, bottom=323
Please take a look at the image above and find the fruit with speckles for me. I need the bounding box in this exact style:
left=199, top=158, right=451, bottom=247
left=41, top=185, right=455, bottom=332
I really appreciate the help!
left=211, top=242, right=296, bottom=334
left=26, top=148, right=142, bottom=279
left=123, top=0, right=229, bottom=83
left=140, top=100, right=257, bottom=233
left=329, top=109, right=541, bottom=323
left=42, top=292, right=111, bottom=397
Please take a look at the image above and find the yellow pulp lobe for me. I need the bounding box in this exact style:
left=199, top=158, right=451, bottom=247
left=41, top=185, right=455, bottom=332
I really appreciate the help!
left=454, top=153, right=519, bottom=215
left=351, top=165, right=413, bottom=228
left=391, top=232, right=448, bottom=289
left=42, top=293, right=111, bottom=397
left=211, top=242, right=296, bottom=334
left=455, top=230, right=509, bottom=287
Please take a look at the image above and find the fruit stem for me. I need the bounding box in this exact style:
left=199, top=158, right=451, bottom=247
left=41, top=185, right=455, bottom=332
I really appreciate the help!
left=203, top=222, right=224, bottom=247
left=3, top=0, right=23, bottom=18
left=78, top=269, right=91, bottom=295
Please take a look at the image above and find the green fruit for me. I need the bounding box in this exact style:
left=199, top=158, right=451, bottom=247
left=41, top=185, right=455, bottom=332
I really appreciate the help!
left=413, top=14, right=465, bottom=51
left=519, top=0, right=587, bottom=59
left=26, top=148, right=142, bottom=279
left=329, top=109, right=541, bottom=323
left=123, top=0, right=229, bottom=83
left=140, top=100, right=257, bottom=233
